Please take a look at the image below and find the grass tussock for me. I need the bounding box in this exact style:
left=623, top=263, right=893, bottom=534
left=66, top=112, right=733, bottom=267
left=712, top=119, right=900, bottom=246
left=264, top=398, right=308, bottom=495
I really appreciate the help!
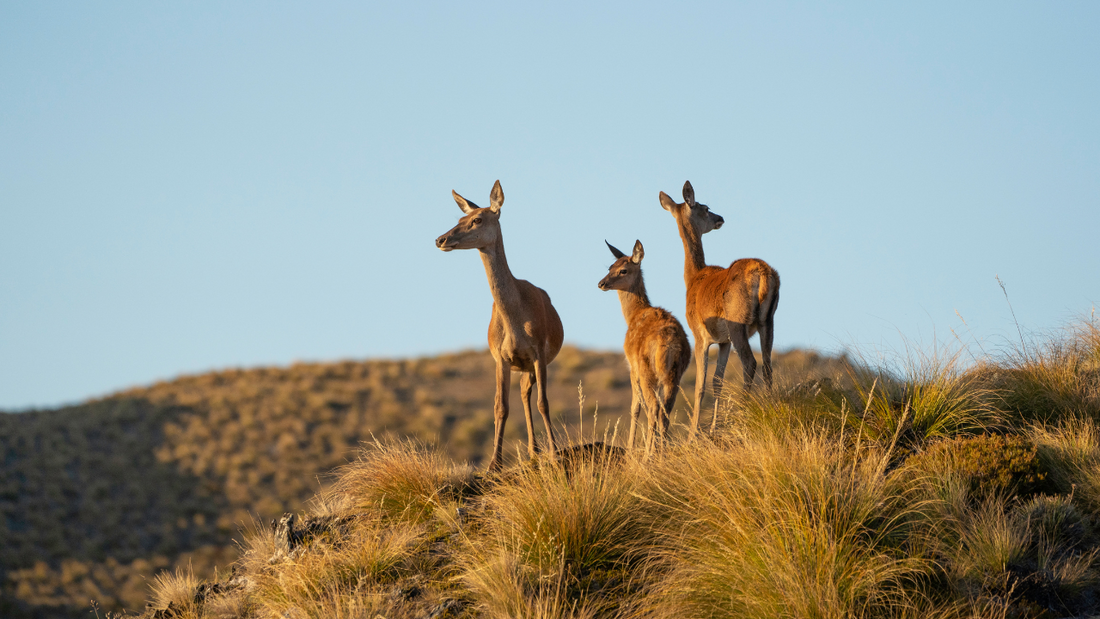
left=130, top=319, right=1100, bottom=618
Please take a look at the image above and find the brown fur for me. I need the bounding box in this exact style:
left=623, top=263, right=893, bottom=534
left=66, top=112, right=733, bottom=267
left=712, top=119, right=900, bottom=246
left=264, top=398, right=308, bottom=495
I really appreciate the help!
left=435, top=180, right=564, bottom=471
left=660, top=181, right=780, bottom=434
left=599, top=240, right=691, bottom=454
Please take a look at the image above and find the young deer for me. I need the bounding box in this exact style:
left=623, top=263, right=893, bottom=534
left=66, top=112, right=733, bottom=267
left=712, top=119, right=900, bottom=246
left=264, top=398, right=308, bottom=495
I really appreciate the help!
left=659, top=181, right=780, bottom=434
left=598, top=240, right=691, bottom=453
left=435, top=180, right=563, bottom=471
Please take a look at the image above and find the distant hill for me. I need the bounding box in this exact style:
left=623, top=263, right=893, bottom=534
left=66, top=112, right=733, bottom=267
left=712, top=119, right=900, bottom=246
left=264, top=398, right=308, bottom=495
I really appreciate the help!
left=0, top=347, right=849, bottom=618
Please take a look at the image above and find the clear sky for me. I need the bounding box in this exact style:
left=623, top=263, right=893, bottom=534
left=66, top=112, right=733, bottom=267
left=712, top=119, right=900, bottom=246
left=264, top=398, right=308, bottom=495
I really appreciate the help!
left=2, top=2, right=1098, bottom=410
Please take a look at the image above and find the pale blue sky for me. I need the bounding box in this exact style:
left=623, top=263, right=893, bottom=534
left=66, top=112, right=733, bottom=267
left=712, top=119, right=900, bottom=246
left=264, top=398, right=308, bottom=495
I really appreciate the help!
left=2, top=2, right=1098, bottom=409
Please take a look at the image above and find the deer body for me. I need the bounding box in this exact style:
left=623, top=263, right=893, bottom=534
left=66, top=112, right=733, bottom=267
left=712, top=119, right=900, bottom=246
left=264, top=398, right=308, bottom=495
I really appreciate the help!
left=599, top=240, right=690, bottom=453
left=436, top=180, right=562, bottom=471
left=660, top=181, right=780, bottom=434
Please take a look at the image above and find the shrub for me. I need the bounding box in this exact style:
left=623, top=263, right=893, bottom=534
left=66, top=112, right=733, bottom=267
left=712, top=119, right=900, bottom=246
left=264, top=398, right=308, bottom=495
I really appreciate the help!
left=905, top=434, right=1049, bottom=502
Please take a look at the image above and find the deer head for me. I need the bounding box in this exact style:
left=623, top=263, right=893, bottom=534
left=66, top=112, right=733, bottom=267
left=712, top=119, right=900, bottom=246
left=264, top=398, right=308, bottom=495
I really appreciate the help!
left=659, top=180, right=724, bottom=236
left=598, top=240, right=645, bottom=292
left=435, top=180, right=505, bottom=251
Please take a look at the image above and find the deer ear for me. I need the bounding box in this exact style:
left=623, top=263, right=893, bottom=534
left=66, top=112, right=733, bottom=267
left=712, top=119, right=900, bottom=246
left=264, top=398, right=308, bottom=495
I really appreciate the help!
left=489, top=180, right=504, bottom=213
left=682, top=181, right=696, bottom=206
left=659, top=191, right=678, bottom=212
left=453, top=190, right=480, bottom=214
left=605, top=240, right=626, bottom=259
left=631, top=240, right=644, bottom=264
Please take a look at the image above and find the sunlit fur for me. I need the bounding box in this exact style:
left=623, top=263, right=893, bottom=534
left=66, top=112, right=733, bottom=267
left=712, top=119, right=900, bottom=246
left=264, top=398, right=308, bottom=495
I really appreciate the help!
left=598, top=240, right=691, bottom=454
left=435, top=180, right=564, bottom=471
left=660, top=180, right=781, bottom=434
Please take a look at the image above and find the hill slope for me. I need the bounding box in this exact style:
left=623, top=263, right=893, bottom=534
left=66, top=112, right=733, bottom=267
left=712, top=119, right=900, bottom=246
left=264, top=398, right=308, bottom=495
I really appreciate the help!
left=0, top=347, right=847, bottom=618
left=120, top=322, right=1100, bottom=619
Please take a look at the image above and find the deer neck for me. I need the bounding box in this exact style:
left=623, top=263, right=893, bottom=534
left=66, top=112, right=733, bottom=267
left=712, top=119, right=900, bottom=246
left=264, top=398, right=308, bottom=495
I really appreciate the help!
left=616, top=280, right=652, bottom=324
left=677, top=220, right=707, bottom=285
left=478, top=236, right=524, bottom=320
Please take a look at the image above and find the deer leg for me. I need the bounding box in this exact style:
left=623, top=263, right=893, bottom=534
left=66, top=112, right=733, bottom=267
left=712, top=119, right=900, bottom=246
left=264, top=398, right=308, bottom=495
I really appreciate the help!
left=758, top=317, right=775, bottom=390
left=712, top=342, right=732, bottom=398
left=520, top=371, right=539, bottom=459
left=657, top=376, right=678, bottom=450
left=691, top=340, right=710, bottom=437
left=709, top=343, right=731, bottom=433
left=638, top=381, right=658, bottom=457
left=731, top=324, right=757, bottom=389
left=488, top=360, right=511, bottom=472
left=627, top=373, right=642, bottom=450
left=533, top=359, right=558, bottom=460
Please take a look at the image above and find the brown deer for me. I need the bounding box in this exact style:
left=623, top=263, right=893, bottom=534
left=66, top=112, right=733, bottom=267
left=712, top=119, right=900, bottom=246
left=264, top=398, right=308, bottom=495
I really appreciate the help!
left=435, top=180, right=563, bottom=471
left=659, top=181, right=780, bottom=434
left=598, top=240, right=691, bottom=453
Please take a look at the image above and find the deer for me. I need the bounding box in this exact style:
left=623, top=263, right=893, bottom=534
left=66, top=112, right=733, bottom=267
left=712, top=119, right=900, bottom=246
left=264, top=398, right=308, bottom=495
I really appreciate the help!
left=598, top=240, right=691, bottom=454
left=435, top=180, right=563, bottom=471
left=659, top=180, right=780, bottom=434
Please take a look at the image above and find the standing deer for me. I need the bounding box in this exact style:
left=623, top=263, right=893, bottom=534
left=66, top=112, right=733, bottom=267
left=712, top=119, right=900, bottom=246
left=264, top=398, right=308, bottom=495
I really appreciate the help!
left=659, top=181, right=780, bottom=434
left=435, top=180, right=563, bottom=471
left=598, top=240, right=691, bottom=454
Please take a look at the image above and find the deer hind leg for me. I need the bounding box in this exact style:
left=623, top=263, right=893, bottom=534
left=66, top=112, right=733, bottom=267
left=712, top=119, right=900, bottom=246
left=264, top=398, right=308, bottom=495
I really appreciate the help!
left=639, top=380, right=659, bottom=457
left=731, top=323, right=757, bottom=389
left=758, top=317, right=775, bottom=390
left=691, top=340, right=710, bottom=437
left=710, top=342, right=733, bottom=432
left=520, top=371, right=539, bottom=459
left=626, top=373, right=642, bottom=450
left=654, top=375, right=678, bottom=452
left=533, top=359, right=558, bottom=460
left=488, top=360, right=511, bottom=472
left=758, top=288, right=779, bottom=389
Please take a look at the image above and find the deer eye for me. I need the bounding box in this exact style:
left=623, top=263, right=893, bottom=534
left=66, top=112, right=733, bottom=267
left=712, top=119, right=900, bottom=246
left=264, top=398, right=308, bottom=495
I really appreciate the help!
left=619, top=269, right=627, bottom=275
left=472, top=218, right=482, bottom=224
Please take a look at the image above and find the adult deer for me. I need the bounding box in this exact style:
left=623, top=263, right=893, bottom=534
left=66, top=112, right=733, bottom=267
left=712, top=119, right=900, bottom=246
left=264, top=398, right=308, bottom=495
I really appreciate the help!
left=598, top=240, right=691, bottom=454
left=659, top=181, right=780, bottom=434
left=435, top=180, right=563, bottom=471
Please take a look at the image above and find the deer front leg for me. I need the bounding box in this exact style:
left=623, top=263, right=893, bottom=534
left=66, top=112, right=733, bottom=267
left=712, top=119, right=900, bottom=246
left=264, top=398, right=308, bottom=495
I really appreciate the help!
left=533, top=359, right=558, bottom=460
left=520, top=371, right=539, bottom=459
left=488, top=360, right=511, bottom=472
left=691, top=340, right=710, bottom=437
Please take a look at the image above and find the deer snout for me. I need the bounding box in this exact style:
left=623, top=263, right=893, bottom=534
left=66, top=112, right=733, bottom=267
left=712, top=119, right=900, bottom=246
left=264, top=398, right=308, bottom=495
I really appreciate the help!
left=597, top=277, right=610, bottom=291
left=435, top=234, right=454, bottom=251
left=713, top=214, right=725, bottom=229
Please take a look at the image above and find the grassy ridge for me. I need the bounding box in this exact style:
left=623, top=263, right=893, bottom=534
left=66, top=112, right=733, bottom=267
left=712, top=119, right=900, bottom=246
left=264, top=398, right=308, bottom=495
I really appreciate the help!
left=137, top=320, right=1100, bottom=618
left=0, top=347, right=846, bottom=618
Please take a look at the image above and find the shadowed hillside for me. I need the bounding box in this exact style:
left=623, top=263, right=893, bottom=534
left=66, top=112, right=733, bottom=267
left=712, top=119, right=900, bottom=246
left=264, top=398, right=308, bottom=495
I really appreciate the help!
left=0, top=347, right=848, bottom=618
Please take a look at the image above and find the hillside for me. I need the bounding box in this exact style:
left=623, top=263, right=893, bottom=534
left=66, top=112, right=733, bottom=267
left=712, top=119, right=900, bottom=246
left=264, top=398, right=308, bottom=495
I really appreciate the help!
left=0, top=347, right=848, bottom=618
left=118, top=321, right=1100, bottom=619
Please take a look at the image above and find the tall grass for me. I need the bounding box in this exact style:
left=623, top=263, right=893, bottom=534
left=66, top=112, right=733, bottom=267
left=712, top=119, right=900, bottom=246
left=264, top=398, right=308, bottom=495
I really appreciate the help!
left=459, top=453, right=650, bottom=618
left=638, top=427, right=932, bottom=619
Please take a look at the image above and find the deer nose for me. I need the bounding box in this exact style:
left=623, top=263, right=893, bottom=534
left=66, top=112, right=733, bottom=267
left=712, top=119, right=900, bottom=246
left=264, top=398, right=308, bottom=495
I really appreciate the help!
left=713, top=215, right=724, bottom=229
left=435, top=235, right=448, bottom=248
